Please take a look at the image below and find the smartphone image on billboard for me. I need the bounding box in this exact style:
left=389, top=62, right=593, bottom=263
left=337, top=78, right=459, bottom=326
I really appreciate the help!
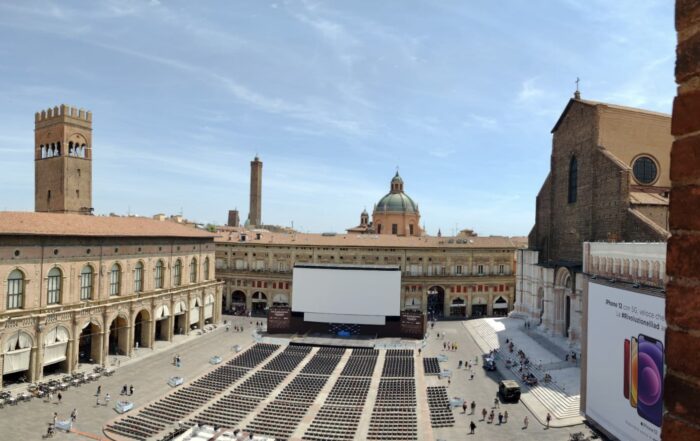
left=637, top=334, right=664, bottom=427
left=623, top=339, right=630, bottom=399
left=630, top=336, right=638, bottom=408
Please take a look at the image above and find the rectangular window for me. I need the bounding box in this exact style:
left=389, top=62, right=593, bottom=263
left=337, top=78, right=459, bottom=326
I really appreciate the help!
left=478, top=264, right=484, bottom=275
left=392, top=224, right=398, bottom=234
left=409, top=224, right=414, bottom=235
left=80, top=271, right=93, bottom=300
left=7, top=278, right=23, bottom=309
left=110, top=269, right=120, bottom=296
left=134, top=266, right=143, bottom=292
left=499, top=264, right=505, bottom=275
left=456, top=265, right=463, bottom=275
left=173, top=263, right=181, bottom=286
left=47, top=273, right=61, bottom=305
left=155, top=265, right=164, bottom=289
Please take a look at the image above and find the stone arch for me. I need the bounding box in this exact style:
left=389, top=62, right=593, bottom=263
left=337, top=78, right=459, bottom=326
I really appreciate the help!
left=3, top=330, right=34, bottom=384
left=272, top=293, right=289, bottom=306
left=133, top=308, right=152, bottom=349
left=78, top=318, right=102, bottom=365
left=252, top=291, right=268, bottom=316
left=190, top=297, right=202, bottom=328
left=426, top=285, right=446, bottom=319
left=43, top=325, right=70, bottom=376
left=493, top=295, right=509, bottom=316
left=204, top=293, right=215, bottom=322
left=449, top=296, right=466, bottom=318
left=173, top=300, right=188, bottom=335
left=107, top=313, right=129, bottom=356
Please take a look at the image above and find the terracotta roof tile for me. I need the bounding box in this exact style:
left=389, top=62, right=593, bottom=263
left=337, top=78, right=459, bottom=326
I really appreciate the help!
left=0, top=212, right=215, bottom=239
left=215, top=230, right=526, bottom=249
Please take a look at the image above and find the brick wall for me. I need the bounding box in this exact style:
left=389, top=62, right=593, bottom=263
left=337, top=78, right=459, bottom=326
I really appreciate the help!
left=663, top=1, right=700, bottom=439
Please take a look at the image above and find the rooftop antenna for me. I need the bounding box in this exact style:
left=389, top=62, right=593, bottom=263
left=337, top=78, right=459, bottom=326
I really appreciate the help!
left=574, top=77, right=581, bottom=100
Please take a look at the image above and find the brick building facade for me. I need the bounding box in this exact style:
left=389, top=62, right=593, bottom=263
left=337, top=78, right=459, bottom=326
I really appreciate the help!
left=516, top=96, right=672, bottom=346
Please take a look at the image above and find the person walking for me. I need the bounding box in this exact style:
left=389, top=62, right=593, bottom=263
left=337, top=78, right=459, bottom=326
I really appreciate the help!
left=462, top=401, right=468, bottom=414
left=105, top=393, right=111, bottom=406
left=96, top=385, right=101, bottom=396
left=52, top=412, right=58, bottom=426
left=121, top=384, right=127, bottom=395
left=481, top=408, right=487, bottom=421
left=494, top=396, right=500, bottom=409
left=469, top=420, right=476, bottom=434
left=504, top=410, right=509, bottom=423
left=71, top=408, right=77, bottom=422
left=57, top=392, right=62, bottom=404
left=498, top=412, right=503, bottom=425
left=546, top=412, right=551, bottom=428
left=129, top=385, right=134, bottom=396
left=470, top=372, right=475, bottom=380
left=470, top=401, right=476, bottom=414
left=47, top=391, right=53, bottom=403
left=488, top=410, right=495, bottom=424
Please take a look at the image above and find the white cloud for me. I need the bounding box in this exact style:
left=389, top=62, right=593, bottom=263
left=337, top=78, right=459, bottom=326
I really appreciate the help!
left=517, top=77, right=545, bottom=102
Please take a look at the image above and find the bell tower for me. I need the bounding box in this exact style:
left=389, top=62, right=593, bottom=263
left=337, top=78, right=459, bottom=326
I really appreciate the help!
left=34, top=105, right=93, bottom=214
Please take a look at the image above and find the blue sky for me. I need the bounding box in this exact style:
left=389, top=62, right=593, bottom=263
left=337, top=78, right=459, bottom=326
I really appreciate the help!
left=0, top=0, right=675, bottom=236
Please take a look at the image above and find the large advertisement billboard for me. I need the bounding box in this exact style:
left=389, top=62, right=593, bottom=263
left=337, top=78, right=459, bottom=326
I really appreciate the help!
left=585, top=282, right=666, bottom=441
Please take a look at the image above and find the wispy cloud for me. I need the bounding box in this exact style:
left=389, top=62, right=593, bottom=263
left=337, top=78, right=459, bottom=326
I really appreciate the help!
left=517, top=78, right=545, bottom=102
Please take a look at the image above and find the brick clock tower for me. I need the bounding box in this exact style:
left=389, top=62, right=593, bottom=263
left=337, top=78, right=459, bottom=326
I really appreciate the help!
left=34, top=105, right=93, bottom=214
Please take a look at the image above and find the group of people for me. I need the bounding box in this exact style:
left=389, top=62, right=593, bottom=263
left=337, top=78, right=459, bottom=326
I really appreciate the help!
left=46, top=408, right=78, bottom=437
left=442, top=341, right=459, bottom=351
left=120, top=384, right=135, bottom=396
left=95, top=385, right=111, bottom=406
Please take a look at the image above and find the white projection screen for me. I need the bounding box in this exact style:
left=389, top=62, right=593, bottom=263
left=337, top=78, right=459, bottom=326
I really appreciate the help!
left=292, top=264, right=401, bottom=325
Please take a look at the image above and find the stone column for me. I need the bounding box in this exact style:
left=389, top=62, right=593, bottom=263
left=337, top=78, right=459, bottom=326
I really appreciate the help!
left=30, top=346, right=40, bottom=383
left=127, top=311, right=134, bottom=357
left=0, top=354, right=4, bottom=388
left=486, top=293, right=494, bottom=317
left=149, top=317, right=156, bottom=350
left=184, top=301, right=191, bottom=336
left=96, top=331, right=105, bottom=366
left=71, top=321, right=81, bottom=372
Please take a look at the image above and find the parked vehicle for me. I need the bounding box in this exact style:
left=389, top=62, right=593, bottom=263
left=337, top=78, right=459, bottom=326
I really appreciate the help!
left=498, top=380, right=521, bottom=402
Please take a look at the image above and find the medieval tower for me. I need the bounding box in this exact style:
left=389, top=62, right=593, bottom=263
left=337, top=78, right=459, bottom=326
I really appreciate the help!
left=34, top=105, right=93, bottom=214
left=248, top=155, right=262, bottom=227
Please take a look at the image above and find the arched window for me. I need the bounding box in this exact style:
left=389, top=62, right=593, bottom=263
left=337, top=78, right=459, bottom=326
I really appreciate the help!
left=47, top=267, right=62, bottom=305
left=109, top=263, right=121, bottom=296
left=7, top=269, right=24, bottom=309
left=80, top=265, right=93, bottom=300
left=173, top=259, right=182, bottom=286
left=155, top=260, right=165, bottom=289
left=568, top=156, right=578, bottom=203
left=190, top=258, right=197, bottom=283
left=134, top=261, right=144, bottom=292
left=203, top=257, right=210, bottom=281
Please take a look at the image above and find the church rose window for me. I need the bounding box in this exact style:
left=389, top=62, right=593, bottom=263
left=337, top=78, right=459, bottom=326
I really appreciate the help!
left=632, top=156, right=658, bottom=185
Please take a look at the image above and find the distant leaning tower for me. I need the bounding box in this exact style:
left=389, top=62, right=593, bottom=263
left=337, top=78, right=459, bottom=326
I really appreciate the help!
left=248, top=155, right=262, bottom=227
left=34, top=105, right=93, bottom=214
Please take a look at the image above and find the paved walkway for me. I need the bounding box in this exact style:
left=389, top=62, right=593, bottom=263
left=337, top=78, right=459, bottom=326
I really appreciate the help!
left=0, top=316, right=258, bottom=441
left=464, top=317, right=584, bottom=427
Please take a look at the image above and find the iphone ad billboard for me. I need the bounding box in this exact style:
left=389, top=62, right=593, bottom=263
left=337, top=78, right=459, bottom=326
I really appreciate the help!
left=586, top=282, right=665, bottom=441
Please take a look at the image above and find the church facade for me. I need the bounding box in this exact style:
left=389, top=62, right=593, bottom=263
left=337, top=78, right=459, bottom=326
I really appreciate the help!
left=514, top=95, right=672, bottom=347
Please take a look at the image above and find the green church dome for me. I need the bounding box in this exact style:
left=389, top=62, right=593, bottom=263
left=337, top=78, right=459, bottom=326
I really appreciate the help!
left=376, top=192, right=419, bottom=213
